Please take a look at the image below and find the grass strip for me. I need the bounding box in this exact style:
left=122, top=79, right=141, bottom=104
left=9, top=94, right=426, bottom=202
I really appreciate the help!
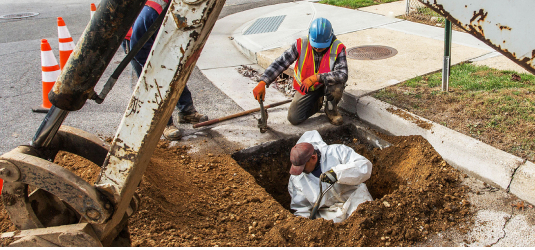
left=373, top=63, right=535, bottom=161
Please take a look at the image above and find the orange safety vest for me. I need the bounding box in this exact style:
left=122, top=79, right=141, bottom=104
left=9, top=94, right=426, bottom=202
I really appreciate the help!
left=146, top=0, right=169, bottom=14
left=293, top=37, right=345, bottom=95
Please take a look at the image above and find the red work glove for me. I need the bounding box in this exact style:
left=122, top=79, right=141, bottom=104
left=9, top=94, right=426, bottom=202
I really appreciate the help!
left=300, top=74, right=319, bottom=94
left=253, top=81, right=266, bottom=102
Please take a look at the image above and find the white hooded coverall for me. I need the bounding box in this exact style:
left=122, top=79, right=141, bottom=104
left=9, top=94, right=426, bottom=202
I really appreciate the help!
left=288, top=130, right=373, bottom=223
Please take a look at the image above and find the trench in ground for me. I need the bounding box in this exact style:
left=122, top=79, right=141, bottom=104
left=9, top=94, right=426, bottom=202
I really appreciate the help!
left=232, top=124, right=397, bottom=212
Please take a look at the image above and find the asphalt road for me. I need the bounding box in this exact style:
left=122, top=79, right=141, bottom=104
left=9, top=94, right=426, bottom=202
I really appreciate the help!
left=0, top=0, right=297, bottom=155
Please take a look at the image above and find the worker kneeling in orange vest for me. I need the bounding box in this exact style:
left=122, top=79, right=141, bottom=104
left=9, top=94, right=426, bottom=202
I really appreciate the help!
left=253, top=18, right=348, bottom=126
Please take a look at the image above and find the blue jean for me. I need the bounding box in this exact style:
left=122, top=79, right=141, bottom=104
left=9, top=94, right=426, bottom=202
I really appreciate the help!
left=130, top=6, right=195, bottom=125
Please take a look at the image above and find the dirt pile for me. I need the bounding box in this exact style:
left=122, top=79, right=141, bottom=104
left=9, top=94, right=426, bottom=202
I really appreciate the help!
left=0, top=132, right=471, bottom=247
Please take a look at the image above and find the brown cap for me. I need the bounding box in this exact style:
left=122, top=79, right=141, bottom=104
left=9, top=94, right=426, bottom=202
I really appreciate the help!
left=289, top=142, right=315, bottom=175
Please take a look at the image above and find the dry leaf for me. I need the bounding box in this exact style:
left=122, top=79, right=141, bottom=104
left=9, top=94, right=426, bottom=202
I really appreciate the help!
left=511, top=201, right=525, bottom=211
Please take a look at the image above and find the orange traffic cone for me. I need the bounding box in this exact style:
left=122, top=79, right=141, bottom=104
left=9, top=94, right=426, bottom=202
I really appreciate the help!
left=57, top=17, right=75, bottom=70
left=90, top=3, right=96, bottom=19
left=32, top=39, right=60, bottom=113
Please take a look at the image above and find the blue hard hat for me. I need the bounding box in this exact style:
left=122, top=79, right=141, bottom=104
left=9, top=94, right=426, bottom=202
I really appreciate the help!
left=308, top=18, right=333, bottom=49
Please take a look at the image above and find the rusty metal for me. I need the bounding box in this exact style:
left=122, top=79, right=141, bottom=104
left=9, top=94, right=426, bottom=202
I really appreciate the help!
left=92, top=0, right=227, bottom=244
left=0, top=160, right=21, bottom=182
left=2, top=0, right=227, bottom=246
left=418, top=0, right=535, bottom=75
left=2, top=181, right=43, bottom=229
left=28, top=189, right=79, bottom=228
left=257, top=100, right=268, bottom=133
left=0, top=145, right=112, bottom=226
left=2, top=223, right=102, bottom=247
left=48, top=0, right=146, bottom=111
left=347, top=45, right=398, bottom=60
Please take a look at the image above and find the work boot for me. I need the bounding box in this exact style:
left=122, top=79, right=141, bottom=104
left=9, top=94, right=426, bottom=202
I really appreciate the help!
left=325, top=101, right=343, bottom=125
left=163, top=125, right=183, bottom=141
left=178, top=111, right=208, bottom=124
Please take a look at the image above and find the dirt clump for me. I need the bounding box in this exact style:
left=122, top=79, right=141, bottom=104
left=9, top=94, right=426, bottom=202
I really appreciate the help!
left=0, top=133, right=471, bottom=247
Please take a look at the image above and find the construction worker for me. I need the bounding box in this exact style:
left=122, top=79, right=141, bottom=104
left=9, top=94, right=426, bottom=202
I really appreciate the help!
left=130, top=0, right=208, bottom=141
left=253, top=18, right=348, bottom=126
left=288, top=130, right=373, bottom=223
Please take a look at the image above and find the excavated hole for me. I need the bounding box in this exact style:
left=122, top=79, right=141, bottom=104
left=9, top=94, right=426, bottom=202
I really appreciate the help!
left=232, top=124, right=397, bottom=213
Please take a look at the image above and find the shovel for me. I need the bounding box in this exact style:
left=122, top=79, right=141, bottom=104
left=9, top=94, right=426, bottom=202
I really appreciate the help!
left=257, top=100, right=268, bottom=133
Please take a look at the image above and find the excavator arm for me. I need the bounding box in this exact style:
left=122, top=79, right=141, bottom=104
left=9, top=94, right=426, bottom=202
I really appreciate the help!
left=0, top=0, right=225, bottom=246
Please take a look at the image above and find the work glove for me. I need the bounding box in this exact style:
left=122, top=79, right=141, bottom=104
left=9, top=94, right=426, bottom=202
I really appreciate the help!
left=300, top=74, right=320, bottom=94
left=253, top=81, right=266, bottom=102
left=320, top=169, right=337, bottom=184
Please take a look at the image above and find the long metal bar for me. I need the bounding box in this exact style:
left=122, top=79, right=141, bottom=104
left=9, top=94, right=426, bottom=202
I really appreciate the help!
left=31, top=106, right=69, bottom=148
left=93, top=0, right=227, bottom=243
left=192, top=99, right=291, bottom=128
left=309, top=183, right=335, bottom=220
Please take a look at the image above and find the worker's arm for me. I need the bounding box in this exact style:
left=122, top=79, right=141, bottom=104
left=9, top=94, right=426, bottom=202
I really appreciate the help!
left=288, top=180, right=313, bottom=218
left=258, top=42, right=299, bottom=87
left=318, top=47, right=348, bottom=87
left=329, top=145, right=372, bottom=185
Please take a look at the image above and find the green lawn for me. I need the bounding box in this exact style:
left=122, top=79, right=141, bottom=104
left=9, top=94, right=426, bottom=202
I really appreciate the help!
left=403, top=63, right=535, bottom=91
left=319, top=0, right=400, bottom=9
left=373, top=63, right=535, bottom=161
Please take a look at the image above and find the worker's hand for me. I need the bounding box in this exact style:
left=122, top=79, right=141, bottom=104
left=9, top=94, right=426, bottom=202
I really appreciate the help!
left=320, top=169, right=337, bottom=184
left=253, top=81, right=266, bottom=102
left=300, top=74, right=319, bottom=94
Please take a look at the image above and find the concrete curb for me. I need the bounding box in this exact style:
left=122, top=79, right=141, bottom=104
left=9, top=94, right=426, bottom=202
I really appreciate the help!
left=509, top=161, right=535, bottom=205
left=352, top=96, right=534, bottom=205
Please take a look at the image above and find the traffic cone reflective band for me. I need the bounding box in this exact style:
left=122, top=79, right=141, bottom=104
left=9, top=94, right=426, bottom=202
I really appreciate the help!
left=90, top=3, right=96, bottom=19
left=57, top=17, right=75, bottom=70
left=32, top=39, right=60, bottom=113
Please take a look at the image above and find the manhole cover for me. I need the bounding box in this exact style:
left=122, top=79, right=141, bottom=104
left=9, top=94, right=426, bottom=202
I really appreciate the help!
left=347, top=45, right=398, bottom=60
left=0, top=12, right=40, bottom=19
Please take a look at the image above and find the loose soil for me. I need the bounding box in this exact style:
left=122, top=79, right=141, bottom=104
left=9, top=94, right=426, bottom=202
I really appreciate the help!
left=387, top=107, right=433, bottom=130
left=0, top=131, right=472, bottom=247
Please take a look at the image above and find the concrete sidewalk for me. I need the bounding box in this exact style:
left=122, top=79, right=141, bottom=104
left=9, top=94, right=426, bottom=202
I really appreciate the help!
left=194, top=0, right=535, bottom=246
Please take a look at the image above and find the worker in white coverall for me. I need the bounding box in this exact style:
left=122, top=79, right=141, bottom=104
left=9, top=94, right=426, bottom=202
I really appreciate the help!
left=288, top=130, right=373, bottom=223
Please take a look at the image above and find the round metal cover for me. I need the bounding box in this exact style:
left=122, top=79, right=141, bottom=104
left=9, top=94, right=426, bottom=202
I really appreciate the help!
left=0, top=12, right=39, bottom=19
left=347, top=45, right=398, bottom=60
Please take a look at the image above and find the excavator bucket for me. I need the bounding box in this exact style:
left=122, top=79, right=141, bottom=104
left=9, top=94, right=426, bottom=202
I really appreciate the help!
left=418, top=0, right=535, bottom=75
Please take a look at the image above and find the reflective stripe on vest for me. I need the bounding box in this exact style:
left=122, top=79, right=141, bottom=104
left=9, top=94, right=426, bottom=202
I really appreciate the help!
left=146, top=0, right=169, bottom=14
left=294, top=37, right=343, bottom=87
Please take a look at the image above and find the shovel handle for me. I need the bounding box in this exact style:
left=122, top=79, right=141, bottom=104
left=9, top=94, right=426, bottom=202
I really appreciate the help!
left=193, top=99, right=291, bottom=128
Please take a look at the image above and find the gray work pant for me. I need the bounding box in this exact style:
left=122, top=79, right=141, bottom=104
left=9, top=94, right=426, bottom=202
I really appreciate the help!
left=287, top=83, right=345, bottom=125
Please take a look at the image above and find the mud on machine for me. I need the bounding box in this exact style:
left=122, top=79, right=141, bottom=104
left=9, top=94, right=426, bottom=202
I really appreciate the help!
left=0, top=0, right=226, bottom=246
